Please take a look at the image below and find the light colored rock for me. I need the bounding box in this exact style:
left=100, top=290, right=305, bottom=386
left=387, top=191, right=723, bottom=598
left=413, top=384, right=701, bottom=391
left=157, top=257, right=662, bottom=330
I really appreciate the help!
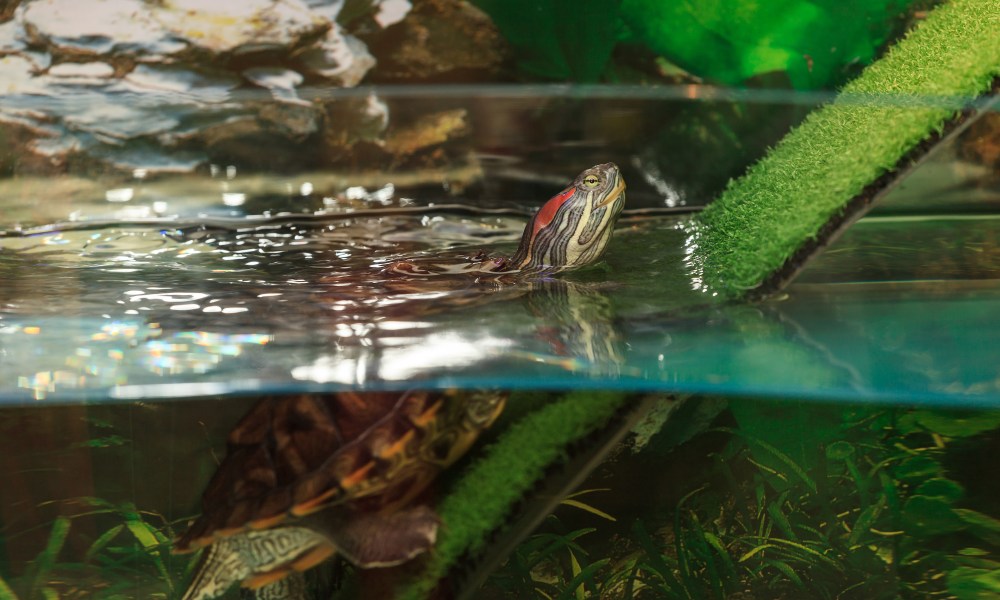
left=302, top=0, right=343, bottom=25
left=48, top=61, right=113, bottom=78
left=123, top=64, right=240, bottom=103
left=373, top=0, right=410, bottom=28
left=154, top=0, right=329, bottom=56
left=21, top=0, right=186, bottom=57
left=63, top=97, right=181, bottom=140
left=297, top=24, right=374, bottom=86
left=242, top=66, right=306, bottom=104
left=0, top=18, right=26, bottom=53
left=0, top=54, right=45, bottom=93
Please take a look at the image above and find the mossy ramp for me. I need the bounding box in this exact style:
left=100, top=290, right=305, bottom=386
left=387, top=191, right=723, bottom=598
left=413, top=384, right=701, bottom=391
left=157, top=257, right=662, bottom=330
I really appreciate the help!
left=695, top=0, right=1000, bottom=298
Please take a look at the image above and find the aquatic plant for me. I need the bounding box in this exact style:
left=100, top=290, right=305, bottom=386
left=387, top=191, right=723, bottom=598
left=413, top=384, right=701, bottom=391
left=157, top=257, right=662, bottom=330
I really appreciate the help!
left=485, top=489, right=619, bottom=599
left=0, top=499, right=198, bottom=600
left=484, top=401, right=1000, bottom=599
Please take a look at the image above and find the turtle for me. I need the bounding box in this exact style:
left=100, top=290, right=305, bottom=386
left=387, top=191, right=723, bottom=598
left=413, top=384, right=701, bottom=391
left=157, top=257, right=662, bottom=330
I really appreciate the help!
left=175, top=390, right=507, bottom=600
left=382, top=161, right=626, bottom=276
left=174, top=163, right=627, bottom=599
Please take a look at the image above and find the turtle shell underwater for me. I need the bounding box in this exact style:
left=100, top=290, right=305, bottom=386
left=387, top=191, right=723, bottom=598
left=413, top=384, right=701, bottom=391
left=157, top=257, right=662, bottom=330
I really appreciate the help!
left=174, top=163, right=627, bottom=600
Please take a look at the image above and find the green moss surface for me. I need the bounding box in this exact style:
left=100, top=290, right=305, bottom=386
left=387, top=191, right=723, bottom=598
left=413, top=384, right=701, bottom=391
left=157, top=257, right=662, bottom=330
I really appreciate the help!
left=396, top=390, right=627, bottom=599
left=696, top=0, right=1000, bottom=297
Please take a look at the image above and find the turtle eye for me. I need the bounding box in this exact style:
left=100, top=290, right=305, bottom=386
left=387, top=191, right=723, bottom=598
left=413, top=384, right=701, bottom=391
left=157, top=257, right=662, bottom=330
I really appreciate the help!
left=582, top=175, right=601, bottom=188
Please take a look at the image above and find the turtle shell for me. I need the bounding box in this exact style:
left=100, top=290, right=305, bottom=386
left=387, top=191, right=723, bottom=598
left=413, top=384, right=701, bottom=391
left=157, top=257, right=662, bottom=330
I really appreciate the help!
left=175, top=389, right=506, bottom=553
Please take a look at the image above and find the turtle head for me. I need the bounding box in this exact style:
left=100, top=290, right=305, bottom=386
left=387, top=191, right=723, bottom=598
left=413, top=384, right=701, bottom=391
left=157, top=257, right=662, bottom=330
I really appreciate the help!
left=509, top=162, right=626, bottom=271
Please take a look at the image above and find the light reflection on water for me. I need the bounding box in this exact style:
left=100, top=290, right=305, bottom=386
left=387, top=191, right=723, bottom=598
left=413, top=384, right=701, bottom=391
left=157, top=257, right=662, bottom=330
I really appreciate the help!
left=1, top=202, right=1000, bottom=406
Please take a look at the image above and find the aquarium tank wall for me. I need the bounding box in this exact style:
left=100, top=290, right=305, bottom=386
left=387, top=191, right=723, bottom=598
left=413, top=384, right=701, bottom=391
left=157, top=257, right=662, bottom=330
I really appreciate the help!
left=1, top=0, right=999, bottom=599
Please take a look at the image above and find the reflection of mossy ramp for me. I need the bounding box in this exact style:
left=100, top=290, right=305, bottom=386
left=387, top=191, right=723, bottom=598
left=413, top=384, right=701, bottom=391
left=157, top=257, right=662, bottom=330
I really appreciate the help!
left=696, top=0, right=1000, bottom=298
left=394, top=391, right=645, bottom=599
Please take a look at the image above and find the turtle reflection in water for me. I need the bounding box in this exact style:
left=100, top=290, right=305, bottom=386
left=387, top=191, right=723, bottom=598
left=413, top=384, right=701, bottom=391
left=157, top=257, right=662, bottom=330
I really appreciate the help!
left=174, top=163, right=627, bottom=600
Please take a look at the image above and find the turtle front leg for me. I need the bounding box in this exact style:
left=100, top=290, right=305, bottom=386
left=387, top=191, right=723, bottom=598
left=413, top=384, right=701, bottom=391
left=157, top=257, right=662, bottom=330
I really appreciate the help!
left=182, top=528, right=331, bottom=600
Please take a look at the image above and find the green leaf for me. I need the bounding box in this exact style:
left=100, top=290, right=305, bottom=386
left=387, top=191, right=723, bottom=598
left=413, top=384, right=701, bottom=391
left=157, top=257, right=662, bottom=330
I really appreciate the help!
left=568, top=549, right=583, bottom=600
left=825, top=441, right=855, bottom=460
left=555, top=557, right=611, bottom=600
left=738, top=544, right=776, bottom=563
left=765, top=501, right=797, bottom=542
left=763, top=559, right=806, bottom=591
left=124, top=518, right=160, bottom=551
left=848, top=499, right=885, bottom=547
left=955, top=509, right=1000, bottom=546
left=560, top=499, right=617, bottom=522
left=631, top=520, right=685, bottom=598
left=0, top=575, right=20, bottom=600
left=914, top=411, right=1000, bottom=438
left=915, top=478, right=965, bottom=503
left=759, top=538, right=844, bottom=571
left=123, top=514, right=172, bottom=589
left=894, top=456, right=943, bottom=482
left=714, top=427, right=817, bottom=494
left=701, top=532, right=737, bottom=582
left=473, top=0, right=624, bottom=81
left=947, top=567, right=1000, bottom=599
left=620, top=0, right=916, bottom=89
left=73, top=435, right=127, bottom=449
left=84, top=524, right=124, bottom=563
left=903, top=496, right=965, bottom=536
left=34, top=517, right=70, bottom=589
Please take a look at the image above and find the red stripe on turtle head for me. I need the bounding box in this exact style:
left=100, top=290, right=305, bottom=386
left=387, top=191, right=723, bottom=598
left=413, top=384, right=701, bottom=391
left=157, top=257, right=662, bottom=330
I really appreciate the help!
left=532, top=187, right=577, bottom=237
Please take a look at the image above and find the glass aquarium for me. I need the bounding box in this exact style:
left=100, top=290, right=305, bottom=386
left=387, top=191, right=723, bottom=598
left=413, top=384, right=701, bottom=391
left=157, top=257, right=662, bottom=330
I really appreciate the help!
left=1, top=0, right=998, bottom=599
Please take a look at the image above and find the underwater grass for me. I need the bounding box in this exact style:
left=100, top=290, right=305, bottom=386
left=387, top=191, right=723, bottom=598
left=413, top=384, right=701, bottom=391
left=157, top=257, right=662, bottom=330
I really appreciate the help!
left=396, top=390, right=627, bottom=600
left=0, top=500, right=197, bottom=600
left=480, top=402, right=1000, bottom=599
left=696, top=0, right=1000, bottom=297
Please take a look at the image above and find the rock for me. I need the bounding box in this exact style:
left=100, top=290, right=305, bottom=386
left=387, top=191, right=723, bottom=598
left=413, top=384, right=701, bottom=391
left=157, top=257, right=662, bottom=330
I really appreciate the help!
left=62, top=96, right=181, bottom=141
left=320, top=94, right=390, bottom=162
left=364, top=0, right=509, bottom=82
left=372, top=0, right=410, bottom=28
left=122, top=64, right=240, bottom=103
left=47, top=61, right=115, bottom=84
left=2, top=0, right=480, bottom=176
left=242, top=66, right=306, bottom=103
left=296, top=24, right=375, bottom=86
left=21, top=0, right=186, bottom=58
left=302, top=0, right=344, bottom=26
left=0, top=0, right=18, bottom=22
left=0, top=18, right=25, bottom=52
left=380, top=108, right=473, bottom=168
left=0, top=53, right=44, bottom=94
left=20, top=0, right=330, bottom=60
left=153, top=0, right=329, bottom=57
left=258, top=101, right=322, bottom=140
left=384, top=109, right=468, bottom=157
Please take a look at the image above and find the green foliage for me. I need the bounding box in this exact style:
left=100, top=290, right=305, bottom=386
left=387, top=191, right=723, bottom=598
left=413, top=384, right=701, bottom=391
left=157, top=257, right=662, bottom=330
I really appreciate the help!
left=488, top=402, right=1000, bottom=599
left=0, top=501, right=198, bottom=600
left=473, top=0, right=921, bottom=87
left=619, top=0, right=918, bottom=89
left=471, top=0, right=626, bottom=81
left=486, top=490, right=636, bottom=599
left=696, top=0, right=1000, bottom=297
